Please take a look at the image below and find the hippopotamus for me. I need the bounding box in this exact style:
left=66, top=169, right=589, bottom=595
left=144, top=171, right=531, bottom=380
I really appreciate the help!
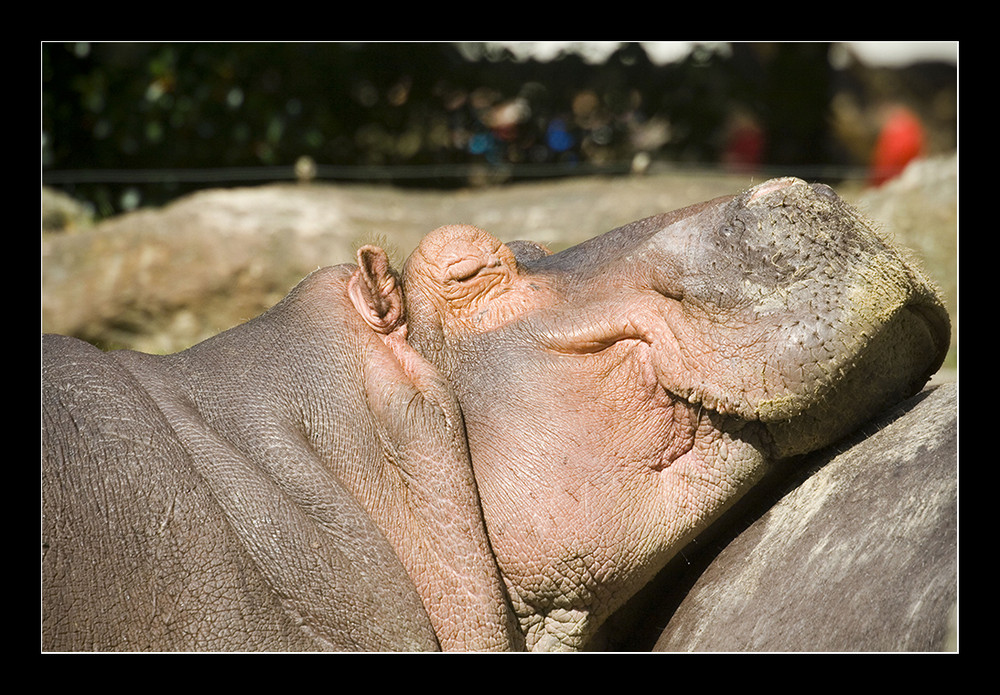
left=42, top=177, right=951, bottom=651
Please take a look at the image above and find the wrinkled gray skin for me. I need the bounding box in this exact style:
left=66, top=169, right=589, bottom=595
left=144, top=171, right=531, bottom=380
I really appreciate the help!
left=43, top=268, right=516, bottom=651
left=42, top=178, right=950, bottom=651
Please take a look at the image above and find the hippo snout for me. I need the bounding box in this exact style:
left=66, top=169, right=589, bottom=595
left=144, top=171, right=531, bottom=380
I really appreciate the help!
left=577, top=176, right=951, bottom=439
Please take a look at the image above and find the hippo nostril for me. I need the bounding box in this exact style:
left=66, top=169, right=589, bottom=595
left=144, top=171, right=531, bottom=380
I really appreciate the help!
left=745, top=177, right=802, bottom=205
left=810, top=183, right=840, bottom=202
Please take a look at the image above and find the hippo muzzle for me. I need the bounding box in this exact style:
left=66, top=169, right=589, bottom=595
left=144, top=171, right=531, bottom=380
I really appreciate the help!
left=497, top=177, right=949, bottom=450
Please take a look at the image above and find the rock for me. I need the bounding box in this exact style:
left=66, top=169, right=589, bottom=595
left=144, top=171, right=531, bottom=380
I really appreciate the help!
left=42, top=187, right=94, bottom=232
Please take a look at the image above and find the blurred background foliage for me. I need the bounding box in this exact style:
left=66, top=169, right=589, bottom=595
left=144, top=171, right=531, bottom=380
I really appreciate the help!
left=42, top=41, right=957, bottom=219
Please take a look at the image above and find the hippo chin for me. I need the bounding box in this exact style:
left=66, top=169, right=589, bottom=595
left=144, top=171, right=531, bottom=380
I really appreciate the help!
left=42, top=178, right=950, bottom=652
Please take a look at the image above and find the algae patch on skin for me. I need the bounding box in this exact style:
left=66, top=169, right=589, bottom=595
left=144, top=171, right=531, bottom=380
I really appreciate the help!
left=755, top=393, right=810, bottom=422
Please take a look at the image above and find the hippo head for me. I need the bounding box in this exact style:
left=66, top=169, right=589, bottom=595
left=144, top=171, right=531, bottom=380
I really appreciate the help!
left=393, top=177, right=949, bottom=650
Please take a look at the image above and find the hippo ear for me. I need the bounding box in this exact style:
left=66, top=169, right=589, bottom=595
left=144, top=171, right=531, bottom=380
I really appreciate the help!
left=348, top=245, right=405, bottom=335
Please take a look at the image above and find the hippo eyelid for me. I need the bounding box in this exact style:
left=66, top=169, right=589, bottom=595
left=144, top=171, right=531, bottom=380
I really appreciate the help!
left=445, top=254, right=504, bottom=283
left=445, top=257, right=485, bottom=282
